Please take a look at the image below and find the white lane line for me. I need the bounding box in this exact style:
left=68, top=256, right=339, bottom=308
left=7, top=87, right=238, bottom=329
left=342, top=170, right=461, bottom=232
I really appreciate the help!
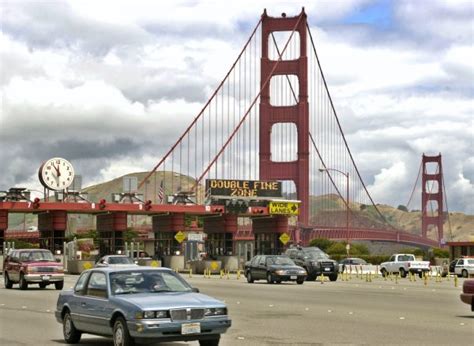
left=268, top=304, right=274, bottom=307
left=22, top=306, right=27, bottom=309
left=237, top=336, right=245, bottom=340
left=349, top=312, right=353, bottom=315
left=399, top=317, right=405, bottom=320
left=327, top=309, right=332, bottom=313
left=305, top=307, right=309, bottom=311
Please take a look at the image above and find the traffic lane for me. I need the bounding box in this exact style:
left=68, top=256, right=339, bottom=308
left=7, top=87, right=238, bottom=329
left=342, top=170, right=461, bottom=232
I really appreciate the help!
left=1, top=275, right=473, bottom=345
left=187, top=277, right=474, bottom=345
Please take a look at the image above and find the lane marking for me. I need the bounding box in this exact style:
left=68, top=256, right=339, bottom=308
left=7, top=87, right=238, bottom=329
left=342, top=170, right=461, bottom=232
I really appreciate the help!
left=399, top=317, right=405, bottom=320
left=327, top=309, right=332, bottom=313
left=349, top=312, right=353, bottom=315
left=237, top=336, right=245, bottom=340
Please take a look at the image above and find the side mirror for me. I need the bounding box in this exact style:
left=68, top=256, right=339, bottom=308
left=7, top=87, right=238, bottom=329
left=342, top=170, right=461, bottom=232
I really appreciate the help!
left=191, top=287, right=200, bottom=293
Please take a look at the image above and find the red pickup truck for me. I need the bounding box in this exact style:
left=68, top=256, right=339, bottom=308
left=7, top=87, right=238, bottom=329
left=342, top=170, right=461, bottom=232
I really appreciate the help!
left=3, top=249, right=64, bottom=290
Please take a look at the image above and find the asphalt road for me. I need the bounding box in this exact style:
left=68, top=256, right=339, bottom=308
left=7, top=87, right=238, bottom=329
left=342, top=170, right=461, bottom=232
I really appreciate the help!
left=0, top=273, right=472, bottom=345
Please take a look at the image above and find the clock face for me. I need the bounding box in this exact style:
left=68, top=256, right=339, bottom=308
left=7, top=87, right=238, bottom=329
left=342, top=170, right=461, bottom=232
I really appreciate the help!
left=38, top=157, right=75, bottom=191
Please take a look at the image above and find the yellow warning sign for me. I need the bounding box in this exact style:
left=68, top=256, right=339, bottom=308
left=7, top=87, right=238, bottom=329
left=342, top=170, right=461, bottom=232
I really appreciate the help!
left=175, top=231, right=186, bottom=243
left=269, top=201, right=300, bottom=215
left=82, top=262, right=93, bottom=270
left=150, top=260, right=158, bottom=267
left=279, top=233, right=290, bottom=245
left=210, top=261, right=219, bottom=271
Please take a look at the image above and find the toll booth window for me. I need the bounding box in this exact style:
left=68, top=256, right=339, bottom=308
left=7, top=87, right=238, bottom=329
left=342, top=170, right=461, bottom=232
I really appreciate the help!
left=207, top=233, right=233, bottom=256
left=155, top=232, right=179, bottom=256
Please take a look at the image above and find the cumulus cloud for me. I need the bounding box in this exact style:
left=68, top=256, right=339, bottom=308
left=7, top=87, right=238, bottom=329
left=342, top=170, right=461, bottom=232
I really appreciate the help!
left=0, top=0, right=472, bottom=214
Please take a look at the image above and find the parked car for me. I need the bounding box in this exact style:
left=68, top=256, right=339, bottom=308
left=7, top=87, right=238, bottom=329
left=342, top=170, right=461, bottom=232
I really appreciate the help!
left=338, top=257, right=369, bottom=273
left=380, top=254, right=430, bottom=278
left=95, top=255, right=138, bottom=268
left=460, top=279, right=474, bottom=311
left=451, top=257, right=474, bottom=278
left=245, top=255, right=307, bottom=284
left=55, top=267, right=230, bottom=346
left=285, top=246, right=338, bottom=281
left=441, top=259, right=457, bottom=277
left=3, top=248, right=64, bottom=290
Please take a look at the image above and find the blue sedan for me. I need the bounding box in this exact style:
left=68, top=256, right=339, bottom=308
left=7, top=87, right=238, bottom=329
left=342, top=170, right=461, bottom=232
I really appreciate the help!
left=55, top=267, right=231, bottom=346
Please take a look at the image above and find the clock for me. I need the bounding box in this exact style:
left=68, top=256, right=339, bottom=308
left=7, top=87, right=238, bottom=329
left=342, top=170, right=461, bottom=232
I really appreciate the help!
left=38, top=157, right=75, bottom=191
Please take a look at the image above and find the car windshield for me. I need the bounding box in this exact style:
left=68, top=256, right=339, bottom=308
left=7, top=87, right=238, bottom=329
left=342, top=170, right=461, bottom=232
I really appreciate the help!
left=24, top=251, right=54, bottom=262
left=267, top=256, right=294, bottom=266
left=110, top=270, right=192, bottom=295
left=108, top=257, right=134, bottom=265
left=303, top=248, right=329, bottom=260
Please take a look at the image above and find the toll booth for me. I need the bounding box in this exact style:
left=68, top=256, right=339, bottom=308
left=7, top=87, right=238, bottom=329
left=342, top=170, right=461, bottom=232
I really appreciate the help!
left=96, top=212, right=127, bottom=254
left=252, top=215, right=289, bottom=255
left=38, top=210, right=67, bottom=252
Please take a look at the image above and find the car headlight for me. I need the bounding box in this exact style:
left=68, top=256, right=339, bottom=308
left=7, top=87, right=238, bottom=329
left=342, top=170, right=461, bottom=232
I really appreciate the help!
left=139, top=310, right=169, bottom=319
left=205, top=307, right=227, bottom=316
left=275, top=270, right=286, bottom=275
left=55, top=266, right=64, bottom=272
left=298, top=270, right=307, bottom=275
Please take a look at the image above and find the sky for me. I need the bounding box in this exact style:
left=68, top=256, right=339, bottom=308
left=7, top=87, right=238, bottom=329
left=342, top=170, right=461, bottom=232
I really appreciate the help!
left=1, top=0, right=473, bottom=213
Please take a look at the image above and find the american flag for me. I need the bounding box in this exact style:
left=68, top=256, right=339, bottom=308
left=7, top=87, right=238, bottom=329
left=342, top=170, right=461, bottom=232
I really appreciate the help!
left=157, top=181, right=165, bottom=204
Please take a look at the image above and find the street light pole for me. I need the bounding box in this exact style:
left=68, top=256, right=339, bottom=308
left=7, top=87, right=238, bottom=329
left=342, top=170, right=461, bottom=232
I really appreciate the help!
left=318, top=168, right=350, bottom=256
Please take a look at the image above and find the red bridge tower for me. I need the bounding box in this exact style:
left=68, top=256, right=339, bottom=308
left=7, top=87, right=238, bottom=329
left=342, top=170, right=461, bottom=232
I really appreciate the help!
left=421, top=154, right=444, bottom=246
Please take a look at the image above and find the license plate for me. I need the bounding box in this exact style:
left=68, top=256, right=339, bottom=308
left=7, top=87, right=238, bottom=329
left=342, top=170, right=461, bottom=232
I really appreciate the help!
left=41, top=275, right=51, bottom=281
left=290, top=275, right=297, bottom=280
left=324, top=268, right=330, bottom=272
left=181, top=322, right=200, bottom=335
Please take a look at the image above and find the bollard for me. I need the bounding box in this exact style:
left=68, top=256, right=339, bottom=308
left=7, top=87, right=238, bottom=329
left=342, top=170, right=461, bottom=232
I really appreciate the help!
left=237, top=270, right=241, bottom=280
left=424, top=272, right=428, bottom=286
left=454, top=274, right=458, bottom=288
left=369, top=272, right=372, bottom=282
left=365, top=273, right=369, bottom=282
left=220, top=269, right=224, bottom=279
left=395, top=273, right=399, bottom=284
left=189, top=269, right=192, bottom=278
left=320, top=273, right=324, bottom=284
left=226, top=270, right=230, bottom=280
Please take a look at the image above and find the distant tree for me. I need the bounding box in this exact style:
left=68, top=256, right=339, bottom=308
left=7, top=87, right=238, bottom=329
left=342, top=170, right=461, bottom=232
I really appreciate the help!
left=360, top=204, right=367, bottom=211
left=397, top=205, right=408, bottom=212
left=350, top=243, right=370, bottom=255
left=309, top=238, right=333, bottom=251
left=432, top=247, right=449, bottom=258
left=124, top=228, right=139, bottom=242
left=327, top=242, right=347, bottom=255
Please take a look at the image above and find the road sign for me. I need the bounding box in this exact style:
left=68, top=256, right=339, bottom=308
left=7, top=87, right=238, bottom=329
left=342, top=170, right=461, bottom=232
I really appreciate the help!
left=269, top=201, right=300, bottom=215
left=175, top=231, right=186, bottom=243
left=210, top=261, right=219, bottom=270
left=150, top=260, right=158, bottom=267
left=187, top=233, right=204, bottom=242
left=279, top=233, right=290, bottom=245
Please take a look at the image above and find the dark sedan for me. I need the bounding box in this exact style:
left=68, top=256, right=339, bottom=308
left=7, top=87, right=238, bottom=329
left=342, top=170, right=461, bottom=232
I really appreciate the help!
left=245, top=255, right=307, bottom=284
left=55, top=267, right=230, bottom=346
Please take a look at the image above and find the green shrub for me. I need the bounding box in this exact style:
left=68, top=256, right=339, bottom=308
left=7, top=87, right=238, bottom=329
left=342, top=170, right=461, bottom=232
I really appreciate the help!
left=308, top=238, right=333, bottom=251
left=327, top=242, right=347, bottom=255
left=432, top=247, right=449, bottom=258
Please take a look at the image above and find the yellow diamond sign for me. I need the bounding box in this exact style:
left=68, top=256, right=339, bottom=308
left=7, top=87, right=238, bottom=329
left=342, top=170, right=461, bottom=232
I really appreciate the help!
left=174, top=231, right=186, bottom=243
left=279, top=233, right=290, bottom=245
left=210, top=261, right=219, bottom=271
left=150, top=260, right=158, bottom=267
left=269, top=201, right=300, bottom=215
left=82, top=262, right=93, bottom=270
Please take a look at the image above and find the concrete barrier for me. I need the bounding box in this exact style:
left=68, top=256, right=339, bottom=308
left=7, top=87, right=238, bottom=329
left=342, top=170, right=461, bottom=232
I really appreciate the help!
left=162, top=255, right=185, bottom=271
left=216, top=256, right=239, bottom=272
left=67, top=260, right=95, bottom=274
left=188, top=260, right=222, bottom=274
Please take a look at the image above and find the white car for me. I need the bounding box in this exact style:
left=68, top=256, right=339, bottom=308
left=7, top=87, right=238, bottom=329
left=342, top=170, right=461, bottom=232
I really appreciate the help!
left=453, top=258, right=474, bottom=278
left=95, top=255, right=138, bottom=268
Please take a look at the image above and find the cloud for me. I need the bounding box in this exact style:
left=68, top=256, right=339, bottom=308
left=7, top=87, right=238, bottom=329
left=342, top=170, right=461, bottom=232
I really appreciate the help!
left=0, top=0, right=472, bottom=215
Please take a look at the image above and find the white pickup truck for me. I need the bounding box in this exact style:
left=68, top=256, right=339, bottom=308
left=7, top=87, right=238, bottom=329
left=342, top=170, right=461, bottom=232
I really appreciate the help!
left=380, top=254, right=430, bottom=278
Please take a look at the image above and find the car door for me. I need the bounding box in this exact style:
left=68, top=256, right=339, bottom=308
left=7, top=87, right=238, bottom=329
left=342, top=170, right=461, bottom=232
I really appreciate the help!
left=8, top=251, right=21, bottom=281
left=256, top=256, right=268, bottom=279
left=68, top=271, right=91, bottom=331
left=80, top=271, right=114, bottom=335
left=454, top=259, right=464, bottom=276
left=250, top=256, right=261, bottom=279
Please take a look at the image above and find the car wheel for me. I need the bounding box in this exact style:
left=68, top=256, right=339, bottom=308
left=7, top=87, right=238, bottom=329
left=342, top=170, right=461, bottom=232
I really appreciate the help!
left=113, top=317, right=134, bottom=346
left=199, top=336, right=220, bottom=346
left=55, top=281, right=64, bottom=290
left=296, top=279, right=304, bottom=285
left=4, top=272, right=13, bottom=289
left=246, top=271, right=254, bottom=283
left=266, top=272, right=274, bottom=284
left=63, top=310, right=82, bottom=344
left=462, top=270, right=468, bottom=278
left=19, top=273, right=28, bottom=290
left=306, top=272, right=317, bottom=281
left=399, top=268, right=407, bottom=278
left=381, top=269, right=388, bottom=278
left=329, top=274, right=338, bottom=282
left=418, top=272, right=423, bottom=278
left=39, top=283, right=47, bottom=289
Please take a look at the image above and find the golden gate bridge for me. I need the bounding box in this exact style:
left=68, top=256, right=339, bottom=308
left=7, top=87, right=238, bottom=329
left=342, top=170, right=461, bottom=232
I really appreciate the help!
left=0, top=9, right=449, bottom=254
